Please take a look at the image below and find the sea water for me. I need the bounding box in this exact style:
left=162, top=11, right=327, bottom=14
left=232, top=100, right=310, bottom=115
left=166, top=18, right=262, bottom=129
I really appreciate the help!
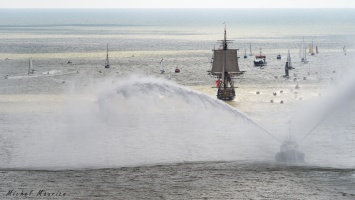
left=0, top=9, right=354, bottom=199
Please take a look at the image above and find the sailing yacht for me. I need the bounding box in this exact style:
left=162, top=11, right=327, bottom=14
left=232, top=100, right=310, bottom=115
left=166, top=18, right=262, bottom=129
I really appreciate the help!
left=104, top=43, right=110, bottom=68
left=309, top=41, right=315, bottom=56
left=160, top=58, right=165, bottom=74
left=28, top=57, right=35, bottom=75
left=244, top=49, right=247, bottom=59
left=286, top=50, right=293, bottom=70
left=299, top=37, right=308, bottom=63
left=249, top=43, right=253, bottom=56
left=209, top=25, right=244, bottom=100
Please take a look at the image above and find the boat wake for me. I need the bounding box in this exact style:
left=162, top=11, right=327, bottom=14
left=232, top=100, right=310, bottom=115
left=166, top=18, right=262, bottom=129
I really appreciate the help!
left=6, top=70, right=77, bottom=79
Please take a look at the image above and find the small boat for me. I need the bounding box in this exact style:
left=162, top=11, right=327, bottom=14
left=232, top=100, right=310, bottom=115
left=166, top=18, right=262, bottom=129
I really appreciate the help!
left=275, top=137, right=305, bottom=163
left=209, top=25, right=244, bottom=100
left=254, top=48, right=267, bottom=67
left=285, top=50, right=294, bottom=70
left=275, top=121, right=305, bottom=163
left=243, top=49, right=247, bottom=59
left=277, top=53, right=281, bottom=59
left=105, top=43, right=110, bottom=68
left=309, top=41, right=315, bottom=56
left=299, top=37, right=308, bottom=63
left=174, top=67, right=180, bottom=73
left=28, top=57, right=35, bottom=75
left=160, top=58, right=165, bottom=74
left=249, top=43, right=253, bottom=56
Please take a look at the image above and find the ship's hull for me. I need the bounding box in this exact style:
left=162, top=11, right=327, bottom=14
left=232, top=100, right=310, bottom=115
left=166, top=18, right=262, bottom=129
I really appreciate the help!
left=254, top=60, right=267, bottom=66
left=217, top=88, right=235, bottom=100
left=275, top=150, right=305, bottom=163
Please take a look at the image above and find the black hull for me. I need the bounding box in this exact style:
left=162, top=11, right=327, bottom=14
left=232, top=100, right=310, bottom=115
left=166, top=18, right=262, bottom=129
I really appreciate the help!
left=217, top=88, right=235, bottom=100
left=254, top=61, right=267, bottom=67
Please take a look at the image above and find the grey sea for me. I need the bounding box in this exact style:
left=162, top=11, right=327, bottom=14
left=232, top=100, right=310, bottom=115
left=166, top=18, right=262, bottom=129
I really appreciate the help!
left=0, top=9, right=355, bottom=199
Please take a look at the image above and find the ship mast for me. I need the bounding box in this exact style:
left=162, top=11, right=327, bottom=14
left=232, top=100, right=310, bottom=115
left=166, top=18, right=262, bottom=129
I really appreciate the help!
left=222, top=24, right=227, bottom=86
left=223, top=24, right=227, bottom=50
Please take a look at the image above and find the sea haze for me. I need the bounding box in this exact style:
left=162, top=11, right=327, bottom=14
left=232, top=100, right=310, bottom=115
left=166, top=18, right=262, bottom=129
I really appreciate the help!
left=0, top=8, right=354, bottom=199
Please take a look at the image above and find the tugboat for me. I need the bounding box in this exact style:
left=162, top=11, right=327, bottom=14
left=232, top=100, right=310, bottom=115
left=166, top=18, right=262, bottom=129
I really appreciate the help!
left=275, top=121, right=305, bottom=163
left=275, top=137, right=305, bottom=163
left=209, top=25, right=244, bottom=100
left=254, top=48, right=267, bottom=67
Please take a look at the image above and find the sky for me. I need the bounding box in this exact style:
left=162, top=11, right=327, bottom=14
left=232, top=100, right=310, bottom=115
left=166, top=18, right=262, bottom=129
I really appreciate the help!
left=0, top=0, right=355, bottom=8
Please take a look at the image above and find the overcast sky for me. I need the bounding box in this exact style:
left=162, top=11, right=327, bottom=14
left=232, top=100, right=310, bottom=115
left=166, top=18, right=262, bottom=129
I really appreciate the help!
left=1, top=0, right=355, bottom=8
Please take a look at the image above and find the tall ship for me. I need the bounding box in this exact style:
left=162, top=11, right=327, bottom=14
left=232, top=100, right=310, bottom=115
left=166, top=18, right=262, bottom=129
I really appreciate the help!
left=209, top=26, right=244, bottom=100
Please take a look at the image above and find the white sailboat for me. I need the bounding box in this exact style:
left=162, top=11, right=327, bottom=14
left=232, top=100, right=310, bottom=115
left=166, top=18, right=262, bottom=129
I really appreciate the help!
left=244, top=49, right=247, bottom=59
left=160, top=58, right=165, bottom=74
left=28, top=57, right=35, bottom=75
left=249, top=43, right=253, bottom=56
left=299, top=37, right=308, bottom=63
left=286, top=50, right=293, bottom=69
left=304, top=46, right=308, bottom=63
left=343, top=45, right=347, bottom=55
left=309, top=41, right=315, bottom=56
left=104, top=43, right=110, bottom=68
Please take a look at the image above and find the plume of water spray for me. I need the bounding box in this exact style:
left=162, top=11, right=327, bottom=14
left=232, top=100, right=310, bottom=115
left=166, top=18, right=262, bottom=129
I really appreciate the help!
left=295, top=68, right=355, bottom=143
left=5, top=76, right=280, bottom=170
left=287, top=66, right=355, bottom=168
